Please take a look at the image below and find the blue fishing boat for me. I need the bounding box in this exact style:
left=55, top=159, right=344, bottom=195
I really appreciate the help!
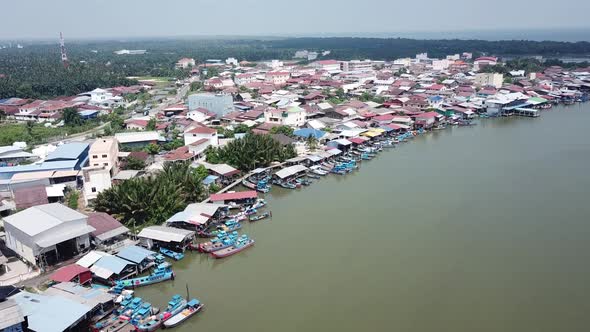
left=211, top=234, right=255, bottom=259
left=251, top=198, right=267, bottom=209
left=159, top=247, right=184, bottom=260
left=163, top=299, right=204, bottom=328
left=198, top=231, right=239, bottom=253
left=199, top=219, right=242, bottom=237
left=115, top=263, right=174, bottom=290
left=249, top=211, right=272, bottom=222
left=136, top=295, right=186, bottom=332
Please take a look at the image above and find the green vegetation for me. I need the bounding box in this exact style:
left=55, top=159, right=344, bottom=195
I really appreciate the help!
left=306, top=135, right=319, bottom=152
left=206, top=133, right=297, bottom=171
left=123, top=156, right=146, bottom=170
left=0, top=121, right=100, bottom=146
left=163, top=139, right=184, bottom=151
left=66, top=190, right=80, bottom=210
left=94, top=162, right=207, bottom=228
left=144, top=143, right=161, bottom=155
left=62, top=108, right=83, bottom=126
left=269, top=125, right=294, bottom=137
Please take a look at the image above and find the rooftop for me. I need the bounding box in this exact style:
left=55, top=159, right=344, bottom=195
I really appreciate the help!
left=3, top=203, right=90, bottom=237
left=45, top=143, right=89, bottom=161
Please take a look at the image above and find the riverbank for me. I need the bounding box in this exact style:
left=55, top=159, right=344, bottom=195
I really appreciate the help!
left=136, top=103, right=590, bottom=332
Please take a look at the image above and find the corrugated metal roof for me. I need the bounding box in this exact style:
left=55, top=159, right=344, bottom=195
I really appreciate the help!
left=115, top=131, right=165, bottom=144
left=275, top=165, right=308, bottom=179
left=116, top=245, right=155, bottom=264
left=43, top=282, right=114, bottom=310
left=11, top=291, right=90, bottom=332
left=0, top=160, right=78, bottom=174
left=138, top=226, right=195, bottom=243
left=210, top=190, right=257, bottom=202
left=0, top=299, right=24, bottom=330
left=76, top=250, right=111, bottom=268
left=92, top=255, right=133, bottom=274
left=3, top=203, right=89, bottom=237
left=45, top=143, right=89, bottom=161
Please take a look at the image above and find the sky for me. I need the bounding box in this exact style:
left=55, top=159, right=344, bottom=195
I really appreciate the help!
left=1, top=0, right=590, bottom=40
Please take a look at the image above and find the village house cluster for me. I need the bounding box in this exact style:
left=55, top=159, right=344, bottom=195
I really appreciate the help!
left=0, top=50, right=589, bottom=331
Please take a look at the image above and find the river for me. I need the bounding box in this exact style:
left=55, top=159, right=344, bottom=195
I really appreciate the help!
left=137, top=104, right=590, bottom=332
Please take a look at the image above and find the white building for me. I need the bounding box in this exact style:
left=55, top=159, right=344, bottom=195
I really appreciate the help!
left=3, top=203, right=95, bottom=267
left=264, top=106, right=307, bottom=127
left=313, top=60, right=341, bottom=72
left=225, top=57, right=238, bottom=66
left=176, top=58, right=196, bottom=69
left=475, top=73, right=504, bottom=89
left=432, top=59, right=451, bottom=71
left=265, top=72, right=290, bottom=85
left=184, top=125, right=219, bottom=147
left=82, top=164, right=112, bottom=204
left=393, top=58, right=412, bottom=67
left=268, top=60, right=284, bottom=69
left=88, top=138, right=119, bottom=174
left=341, top=60, right=373, bottom=72
left=416, top=53, right=429, bottom=61
left=187, top=108, right=211, bottom=123
left=235, top=73, right=257, bottom=86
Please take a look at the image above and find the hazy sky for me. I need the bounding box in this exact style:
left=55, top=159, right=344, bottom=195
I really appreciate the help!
left=1, top=0, right=589, bottom=40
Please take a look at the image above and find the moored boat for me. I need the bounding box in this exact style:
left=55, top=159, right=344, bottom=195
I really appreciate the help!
left=159, top=247, right=184, bottom=261
left=135, top=294, right=187, bottom=332
left=248, top=211, right=272, bottom=222
left=163, top=299, right=204, bottom=328
left=198, top=231, right=239, bottom=253
left=210, top=235, right=255, bottom=258
left=115, top=263, right=174, bottom=290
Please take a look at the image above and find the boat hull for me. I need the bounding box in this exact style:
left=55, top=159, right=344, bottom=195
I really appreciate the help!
left=210, top=240, right=255, bottom=258
left=163, top=304, right=204, bottom=328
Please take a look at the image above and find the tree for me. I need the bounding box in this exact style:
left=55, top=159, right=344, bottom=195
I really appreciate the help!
left=62, top=108, right=83, bottom=126
left=269, top=125, right=294, bottom=137
left=190, top=82, right=203, bottom=92
left=206, top=133, right=296, bottom=171
left=94, top=161, right=207, bottom=228
left=233, top=123, right=251, bottom=134
left=163, top=139, right=184, bottom=151
left=306, top=134, right=318, bottom=152
left=144, top=143, right=161, bottom=155
left=124, top=156, right=146, bottom=170
left=146, top=118, right=157, bottom=131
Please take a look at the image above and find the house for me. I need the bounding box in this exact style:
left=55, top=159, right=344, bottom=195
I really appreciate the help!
left=176, top=58, right=195, bottom=69
left=188, top=93, right=234, bottom=118
left=235, top=73, right=257, bottom=86
left=49, top=264, right=92, bottom=285
left=475, top=73, right=504, bottom=89
left=201, top=162, right=240, bottom=183
left=3, top=203, right=95, bottom=268
left=11, top=291, right=91, bottom=332
left=265, top=71, right=290, bottom=85
left=474, top=56, right=498, bottom=71
left=209, top=190, right=258, bottom=206
left=0, top=288, right=26, bottom=332
left=115, top=131, right=166, bottom=149
left=0, top=145, right=35, bottom=164
left=166, top=203, right=227, bottom=230
left=184, top=125, right=219, bottom=146
left=42, top=282, right=114, bottom=318
left=137, top=226, right=195, bottom=252
left=264, top=106, right=307, bottom=127
left=89, top=254, right=137, bottom=283
left=124, top=119, right=149, bottom=131
left=45, top=143, right=90, bottom=170
left=82, top=165, right=111, bottom=204
left=13, top=186, right=49, bottom=210
left=186, top=107, right=212, bottom=122
left=115, top=245, right=157, bottom=273
left=313, top=60, right=341, bottom=72
left=88, top=138, right=119, bottom=175
left=427, top=95, right=444, bottom=108
left=86, top=212, right=132, bottom=253
left=414, top=111, right=442, bottom=129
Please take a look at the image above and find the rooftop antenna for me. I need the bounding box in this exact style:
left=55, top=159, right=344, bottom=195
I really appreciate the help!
left=60, top=32, right=69, bottom=69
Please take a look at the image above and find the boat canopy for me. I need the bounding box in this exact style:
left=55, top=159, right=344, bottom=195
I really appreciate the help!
left=274, top=165, right=308, bottom=179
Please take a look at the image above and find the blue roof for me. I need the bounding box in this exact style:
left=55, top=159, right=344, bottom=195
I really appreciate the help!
left=293, top=128, right=326, bottom=139
left=93, top=255, right=133, bottom=274
left=203, top=175, right=219, bottom=185
left=116, top=245, right=155, bottom=264
left=11, top=291, right=90, bottom=332
left=0, top=98, right=10, bottom=105
left=78, top=110, right=99, bottom=117
left=0, top=160, right=78, bottom=178
left=379, top=126, right=395, bottom=132
left=428, top=95, right=444, bottom=102
left=46, top=143, right=89, bottom=162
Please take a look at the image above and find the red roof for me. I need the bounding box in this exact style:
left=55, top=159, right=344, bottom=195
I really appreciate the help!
left=475, top=56, right=498, bottom=62
left=210, top=190, right=258, bottom=202
left=187, top=126, right=217, bottom=134
left=349, top=137, right=367, bottom=145
left=373, top=114, right=394, bottom=122
left=50, top=264, right=92, bottom=284
left=164, top=146, right=193, bottom=161
left=316, top=60, right=340, bottom=65
left=87, top=212, right=125, bottom=237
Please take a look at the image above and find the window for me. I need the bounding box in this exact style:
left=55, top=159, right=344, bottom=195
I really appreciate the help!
left=92, top=155, right=98, bottom=159
left=94, top=164, right=99, bottom=166
left=102, top=154, right=107, bottom=158
left=91, top=187, right=97, bottom=193
left=104, top=163, right=109, bottom=166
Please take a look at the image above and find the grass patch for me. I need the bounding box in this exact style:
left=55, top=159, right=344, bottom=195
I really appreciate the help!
left=66, top=190, right=80, bottom=210
left=0, top=121, right=101, bottom=146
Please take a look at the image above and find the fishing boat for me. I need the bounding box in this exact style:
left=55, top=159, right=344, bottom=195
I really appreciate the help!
left=251, top=198, right=267, bottom=209
left=310, top=165, right=328, bottom=176
left=296, top=178, right=312, bottom=186
left=135, top=294, right=187, bottom=332
left=210, top=234, right=255, bottom=258
left=131, top=302, right=159, bottom=324
left=249, top=211, right=272, bottom=222
left=198, top=231, right=239, bottom=253
left=241, top=178, right=257, bottom=190
left=159, top=247, right=184, bottom=261
left=199, top=220, right=242, bottom=238
left=115, top=263, right=174, bottom=290
left=307, top=173, right=321, bottom=179
left=163, top=299, right=204, bottom=328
